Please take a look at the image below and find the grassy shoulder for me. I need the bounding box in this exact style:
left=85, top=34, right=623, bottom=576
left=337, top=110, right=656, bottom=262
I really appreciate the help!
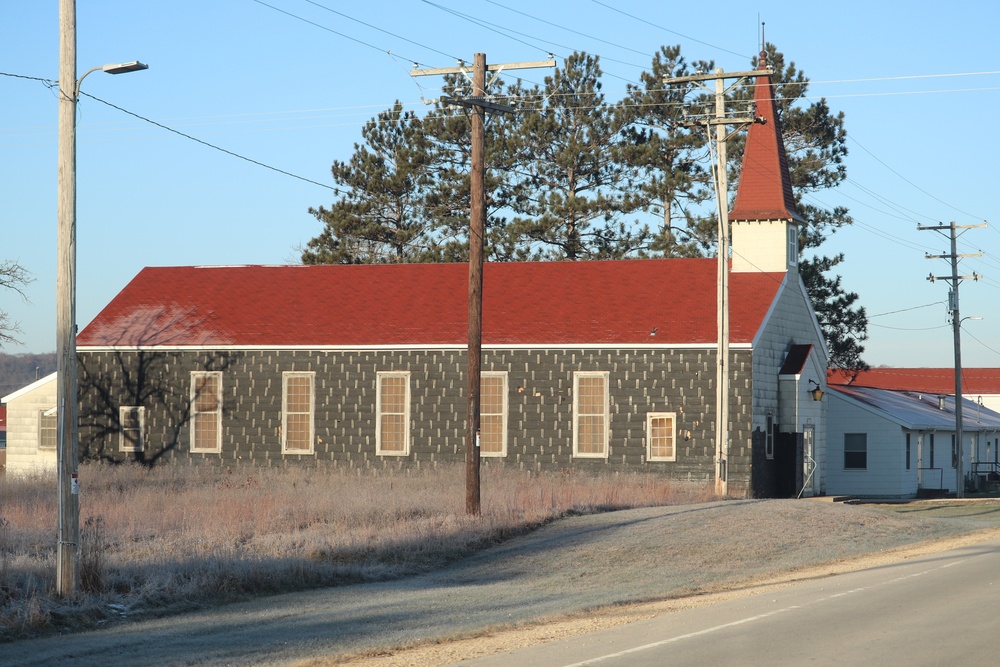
left=0, top=463, right=717, bottom=641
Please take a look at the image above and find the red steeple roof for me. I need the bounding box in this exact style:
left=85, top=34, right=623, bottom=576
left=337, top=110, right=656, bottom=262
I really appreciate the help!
left=77, top=261, right=787, bottom=349
left=729, top=51, right=803, bottom=223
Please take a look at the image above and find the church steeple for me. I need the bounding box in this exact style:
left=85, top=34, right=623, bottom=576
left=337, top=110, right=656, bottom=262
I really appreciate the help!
left=729, top=50, right=805, bottom=273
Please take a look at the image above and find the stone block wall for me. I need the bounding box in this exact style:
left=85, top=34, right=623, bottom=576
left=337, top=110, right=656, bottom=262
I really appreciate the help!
left=77, top=347, right=754, bottom=484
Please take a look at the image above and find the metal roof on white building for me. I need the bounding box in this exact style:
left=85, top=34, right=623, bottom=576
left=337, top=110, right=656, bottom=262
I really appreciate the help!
left=829, top=384, right=1000, bottom=432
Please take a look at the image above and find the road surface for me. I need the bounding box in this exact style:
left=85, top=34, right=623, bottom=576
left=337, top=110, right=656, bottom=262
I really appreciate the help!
left=458, top=537, right=1000, bottom=666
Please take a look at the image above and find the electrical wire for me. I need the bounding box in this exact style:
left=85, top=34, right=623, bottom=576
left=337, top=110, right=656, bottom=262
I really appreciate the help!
left=848, top=135, right=984, bottom=220
left=869, top=302, right=945, bottom=318
left=249, top=0, right=431, bottom=66
left=965, top=328, right=1000, bottom=359
left=79, top=90, right=340, bottom=193
left=588, top=0, right=751, bottom=60
left=484, top=0, right=654, bottom=59
left=299, top=0, right=462, bottom=63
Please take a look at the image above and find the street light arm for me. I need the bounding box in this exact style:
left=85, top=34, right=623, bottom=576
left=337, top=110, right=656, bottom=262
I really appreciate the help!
left=75, top=61, right=148, bottom=99
left=74, top=66, right=104, bottom=99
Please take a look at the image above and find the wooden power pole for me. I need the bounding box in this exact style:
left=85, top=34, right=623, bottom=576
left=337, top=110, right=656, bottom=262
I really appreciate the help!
left=412, top=54, right=553, bottom=515
left=56, top=0, right=80, bottom=597
left=921, top=220, right=986, bottom=498
left=663, top=65, right=770, bottom=497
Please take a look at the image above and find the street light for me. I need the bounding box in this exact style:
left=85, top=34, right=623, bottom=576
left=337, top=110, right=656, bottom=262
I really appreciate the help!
left=77, top=61, right=149, bottom=93
left=57, top=0, right=146, bottom=596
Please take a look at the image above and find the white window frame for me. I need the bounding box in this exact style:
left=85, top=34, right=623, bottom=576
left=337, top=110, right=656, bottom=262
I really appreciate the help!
left=479, top=371, right=508, bottom=457
left=376, top=371, right=410, bottom=456
left=38, top=409, right=57, bottom=450
left=119, top=406, right=145, bottom=453
left=282, top=372, right=315, bottom=455
left=190, top=371, right=223, bottom=453
left=573, top=371, right=610, bottom=459
left=646, top=412, right=677, bottom=462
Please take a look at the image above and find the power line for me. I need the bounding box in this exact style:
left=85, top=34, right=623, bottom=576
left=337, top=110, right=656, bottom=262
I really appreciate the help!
left=298, top=0, right=461, bottom=63
left=484, top=0, right=653, bottom=59
left=965, top=328, right=1000, bottom=358
left=868, top=302, right=945, bottom=318
left=588, top=0, right=751, bottom=60
left=811, top=70, right=1000, bottom=86
left=79, top=90, right=338, bottom=192
left=419, top=0, right=556, bottom=60
left=249, top=0, right=436, bottom=66
left=848, top=135, right=984, bottom=220
left=869, top=322, right=950, bottom=331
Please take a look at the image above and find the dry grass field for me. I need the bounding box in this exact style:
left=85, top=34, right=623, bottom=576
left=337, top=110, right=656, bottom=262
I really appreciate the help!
left=0, top=462, right=716, bottom=640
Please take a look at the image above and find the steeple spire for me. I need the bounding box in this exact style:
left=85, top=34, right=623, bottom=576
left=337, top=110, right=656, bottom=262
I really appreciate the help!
left=729, top=50, right=803, bottom=224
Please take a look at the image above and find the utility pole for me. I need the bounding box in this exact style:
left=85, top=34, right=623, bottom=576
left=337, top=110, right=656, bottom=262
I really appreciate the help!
left=56, top=0, right=145, bottom=596
left=412, top=54, right=553, bottom=515
left=921, top=220, right=986, bottom=498
left=57, top=0, right=80, bottom=598
left=664, top=65, right=770, bottom=497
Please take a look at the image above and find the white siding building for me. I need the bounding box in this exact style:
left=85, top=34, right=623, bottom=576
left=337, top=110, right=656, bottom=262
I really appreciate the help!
left=826, top=384, right=1000, bottom=497
left=1, top=372, right=58, bottom=476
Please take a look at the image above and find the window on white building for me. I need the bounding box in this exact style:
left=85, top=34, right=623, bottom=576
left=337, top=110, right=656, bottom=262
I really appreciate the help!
left=844, top=433, right=867, bottom=470
left=39, top=410, right=57, bottom=450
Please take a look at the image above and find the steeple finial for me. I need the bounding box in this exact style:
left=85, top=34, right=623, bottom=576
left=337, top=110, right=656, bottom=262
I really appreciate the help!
left=760, top=21, right=767, bottom=66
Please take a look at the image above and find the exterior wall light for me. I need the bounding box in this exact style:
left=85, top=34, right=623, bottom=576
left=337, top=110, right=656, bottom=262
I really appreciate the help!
left=808, top=379, right=824, bottom=402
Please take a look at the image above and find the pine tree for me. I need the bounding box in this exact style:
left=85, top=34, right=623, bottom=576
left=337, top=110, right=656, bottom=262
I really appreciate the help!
left=302, top=102, right=435, bottom=264
left=505, top=52, right=644, bottom=260
left=620, top=45, right=716, bottom=257
left=419, top=74, right=526, bottom=262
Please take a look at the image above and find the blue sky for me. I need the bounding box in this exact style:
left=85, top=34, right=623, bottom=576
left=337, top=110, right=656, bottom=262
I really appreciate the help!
left=2, top=1, right=999, bottom=368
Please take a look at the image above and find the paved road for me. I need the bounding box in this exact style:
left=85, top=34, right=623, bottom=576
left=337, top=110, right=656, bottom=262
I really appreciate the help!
left=458, top=537, right=1000, bottom=666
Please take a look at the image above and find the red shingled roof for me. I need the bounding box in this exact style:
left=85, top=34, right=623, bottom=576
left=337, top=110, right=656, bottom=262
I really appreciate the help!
left=77, top=260, right=787, bottom=349
left=729, top=52, right=803, bottom=224
left=828, top=368, right=1000, bottom=395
